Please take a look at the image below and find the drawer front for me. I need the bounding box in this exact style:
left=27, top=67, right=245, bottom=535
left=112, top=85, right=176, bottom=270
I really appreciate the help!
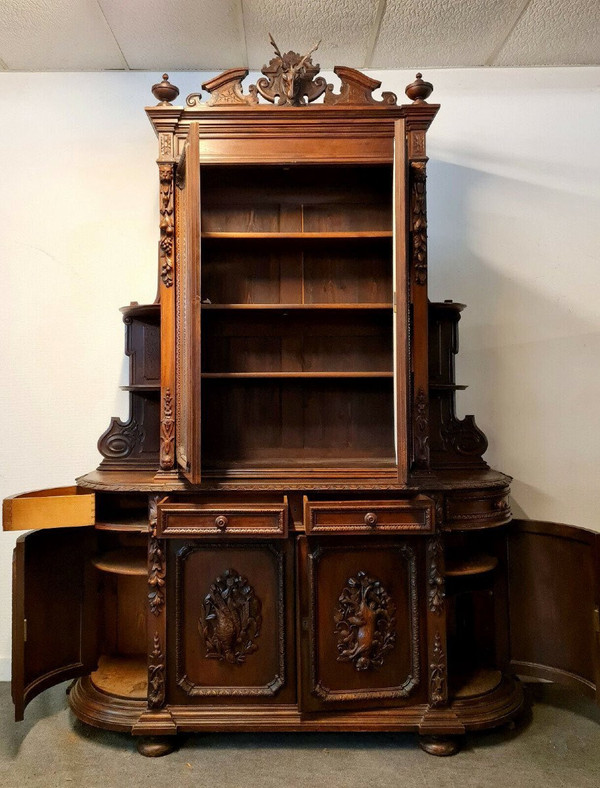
left=444, top=487, right=511, bottom=530
left=3, top=486, right=95, bottom=531
left=157, top=500, right=288, bottom=538
left=304, top=496, right=434, bottom=535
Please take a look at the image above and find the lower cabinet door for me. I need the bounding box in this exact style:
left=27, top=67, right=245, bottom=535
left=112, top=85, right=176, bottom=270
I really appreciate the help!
left=298, top=536, right=427, bottom=712
left=166, top=539, right=296, bottom=704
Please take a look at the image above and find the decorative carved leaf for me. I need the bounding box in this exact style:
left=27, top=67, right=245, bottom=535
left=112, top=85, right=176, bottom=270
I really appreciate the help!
left=429, top=631, right=446, bottom=707
left=427, top=537, right=445, bottom=615
left=198, top=569, right=262, bottom=665
left=148, top=632, right=165, bottom=709
left=334, top=571, right=396, bottom=671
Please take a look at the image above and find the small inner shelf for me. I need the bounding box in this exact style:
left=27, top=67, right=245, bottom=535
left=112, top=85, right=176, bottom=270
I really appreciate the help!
left=430, top=383, right=468, bottom=391
left=202, top=371, right=393, bottom=379
left=92, top=548, right=147, bottom=576
left=445, top=553, right=499, bottom=577
left=119, top=384, right=160, bottom=392
left=451, top=668, right=503, bottom=699
left=95, top=517, right=148, bottom=533
left=202, top=231, right=393, bottom=240
left=90, top=655, right=147, bottom=700
left=201, top=303, right=393, bottom=310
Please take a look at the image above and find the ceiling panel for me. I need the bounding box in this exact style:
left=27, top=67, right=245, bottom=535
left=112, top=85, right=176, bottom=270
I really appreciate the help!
left=371, top=0, right=526, bottom=68
left=493, top=0, right=600, bottom=65
left=99, top=0, right=245, bottom=70
left=0, top=0, right=125, bottom=70
left=243, top=0, right=381, bottom=70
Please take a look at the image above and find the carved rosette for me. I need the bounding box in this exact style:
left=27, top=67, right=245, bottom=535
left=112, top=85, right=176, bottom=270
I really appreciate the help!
left=410, top=162, right=427, bottom=286
left=414, top=386, right=430, bottom=467
left=199, top=569, right=262, bottom=665
left=427, top=538, right=445, bottom=615
left=160, top=388, right=175, bottom=469
left=148, top=632, right=165, bottom=709
left=334, top=571, right=396, bottom=671
left=97, top=416, right=143, bottom=459
left=159, top=163, right=175, bottom=287
left=429, top=632, right=446, bottom=707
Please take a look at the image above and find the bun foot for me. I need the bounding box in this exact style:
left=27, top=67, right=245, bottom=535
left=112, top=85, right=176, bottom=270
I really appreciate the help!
left=136, top=736, right=178, bottom=757
left=418, top=735, right=462, bottom=757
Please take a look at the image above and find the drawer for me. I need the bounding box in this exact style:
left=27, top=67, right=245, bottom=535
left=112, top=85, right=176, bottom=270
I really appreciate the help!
left=444, top=487, right=511, bottom=530
left=303, top=495, right=434, bottom=535
left=156, top=497, right=288, bottom=538
left=3, top=486, right=95, bottom=531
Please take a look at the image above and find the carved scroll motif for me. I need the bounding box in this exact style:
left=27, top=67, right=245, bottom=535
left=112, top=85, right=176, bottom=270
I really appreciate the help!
left=334, top=571, right=396, bottom=671
left=414, top=386, right=430, bottom=467
left=160, top=388, right=175, bottom=469
left=323, top=66, right=397, bottom=106
left=199, top=569, right=262, bottom=664
left=148, top=632, right=165, bottom=709
left=97, top=416, right=143, bottom=459
left=440, top=415, right=489, bottom=457
left=159, top=163, right=175, bottom=287
left=427, top=537, right=445, bottom=615
left=429, top=632, right=446, bottom=707
left=254, top=34, right=326, bottom=106
left=201, top=68, right=258, bottom=106
left=410, top=162, right=427, bottom=286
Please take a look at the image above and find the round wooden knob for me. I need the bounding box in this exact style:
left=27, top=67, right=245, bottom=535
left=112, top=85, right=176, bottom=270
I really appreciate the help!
left=364, top=512, right=378, bottom=527
left=214, top=515, right=228, bottom=530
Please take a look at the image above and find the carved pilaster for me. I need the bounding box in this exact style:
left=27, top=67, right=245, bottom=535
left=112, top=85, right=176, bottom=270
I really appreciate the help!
left=148, top=632, right=165, bottom=709
left=159, top=163, right=175, bottom=288
left=429, top=632, right=446, bottom=708
left=159, top=388, right=175, bottom=469
left=414, top=386, right=430, bottom=467
left=410, top=161, right=428, bottom=287
left=427, top=537, right=445, bottom=615
left=147, top=495, right=167, bottom=709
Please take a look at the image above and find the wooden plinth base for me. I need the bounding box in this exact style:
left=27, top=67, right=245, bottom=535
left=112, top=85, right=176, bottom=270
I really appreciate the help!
left=136, top=736, right=178, bottom=757
left=418, top=735, right=462, bottom=757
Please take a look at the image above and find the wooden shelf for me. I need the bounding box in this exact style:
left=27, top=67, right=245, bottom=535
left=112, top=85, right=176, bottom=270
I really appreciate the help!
left=92, top=548, right=147, bottom=576
left=201, top=303, right=393, bottom=310
left=95, top=517, right=148, bottom=533
left=430, top=383, right=468, bottom=391
left=202, top=371, right=393, bottom=379
left=119, top=303, right=160, bottom=322
left=90, top=655, right=147, bottom=700
left=445, top=553, right=499, bottom=577
left=202, top=231, right=393, bottom=240
left=451, top=668, right=503, bottom=699
left=119, top=385, right=160, bottom=392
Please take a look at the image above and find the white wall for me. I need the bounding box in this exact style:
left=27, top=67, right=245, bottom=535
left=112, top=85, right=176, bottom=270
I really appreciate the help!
left=1, top=68, right=599, bottom=680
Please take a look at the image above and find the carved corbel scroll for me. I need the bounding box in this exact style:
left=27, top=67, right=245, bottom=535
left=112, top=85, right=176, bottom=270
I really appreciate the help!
left=324, top=66, right=397, bottom=106
left=253, top=34, right=326, bottom=106
left=98, top=416, right=143, bottom=460
left=201, top=68, right=259, bottom=106
left=159, top=163, right=175, bottom=288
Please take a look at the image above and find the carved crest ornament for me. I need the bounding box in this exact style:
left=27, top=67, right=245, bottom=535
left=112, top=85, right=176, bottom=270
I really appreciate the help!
left=199, top=569, right=262, bottom=664
left=335, top=571, right=397, bottom=671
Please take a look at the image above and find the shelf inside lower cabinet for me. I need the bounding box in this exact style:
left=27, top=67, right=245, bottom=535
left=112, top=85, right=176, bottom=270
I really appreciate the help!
left=90, top=655, right=147, bottom=700
left=92, top=548, right=147, bottom=576
left=451, top=668, right=503, bottom=700
left=445, top=554, right=499, bottom=577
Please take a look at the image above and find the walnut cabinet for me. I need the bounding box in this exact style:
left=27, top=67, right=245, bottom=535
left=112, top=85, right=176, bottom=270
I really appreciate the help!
left=4, top=52, right=600, bottom=757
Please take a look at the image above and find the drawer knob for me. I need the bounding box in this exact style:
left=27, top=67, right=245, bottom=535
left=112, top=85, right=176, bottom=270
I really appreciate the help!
left=214, top=515, right=228, bottom=530
left=364, top=512, right=378, bottom=527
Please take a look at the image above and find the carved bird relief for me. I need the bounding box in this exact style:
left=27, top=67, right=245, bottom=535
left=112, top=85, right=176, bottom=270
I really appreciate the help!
left=199, top=569, right=262, bottom=665
left=334, top=571, right=396, bottom=671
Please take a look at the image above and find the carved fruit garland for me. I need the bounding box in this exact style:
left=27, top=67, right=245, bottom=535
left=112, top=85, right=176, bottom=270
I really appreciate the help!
left=334, top=571, right=396, bottom=671
left=427, top=537, right=445, bottom=615
left=429, top=632, right=446, bottom=707
left=159, top=163, right=175, bottom=287
left=199, top=569, right=262, bottom=665
left=410, top=162, right=427, bottom=286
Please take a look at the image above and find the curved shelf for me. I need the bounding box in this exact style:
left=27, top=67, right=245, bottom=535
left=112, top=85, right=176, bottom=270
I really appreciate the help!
left=92, top=548, right=147, bottom=576
left=95, top=518, right=148, bottom=534
left=119, top=303, right=160, bottom=322
left=119, top=384, right=160, bottom=392
left=90, top=655, right=148, bottom=700
left=451, top=668, right=503, bottom=699
left=445, top=553, right=499, bottom=577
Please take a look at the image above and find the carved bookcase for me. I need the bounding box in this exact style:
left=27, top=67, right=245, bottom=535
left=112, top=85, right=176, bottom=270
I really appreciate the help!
left=4, top=44, right=600, bottom=758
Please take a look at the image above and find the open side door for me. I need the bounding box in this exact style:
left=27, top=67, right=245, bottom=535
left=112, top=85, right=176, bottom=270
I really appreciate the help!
left=508, top=519, right=600, bottom=702
left=175, top=122, right=202, bottom=484
left=12, top=526, right=97, bottom=720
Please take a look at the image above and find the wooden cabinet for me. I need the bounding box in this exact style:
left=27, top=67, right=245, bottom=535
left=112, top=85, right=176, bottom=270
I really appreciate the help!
left=4, top=43, right=600, bottom=757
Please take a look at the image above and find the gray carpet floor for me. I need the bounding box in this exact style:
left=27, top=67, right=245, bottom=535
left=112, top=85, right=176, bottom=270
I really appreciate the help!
left=0, top=682, right=599, bottom=788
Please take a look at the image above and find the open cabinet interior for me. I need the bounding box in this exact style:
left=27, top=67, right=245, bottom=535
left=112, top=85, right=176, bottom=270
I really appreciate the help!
left=197, top=164, right=397, bottom=473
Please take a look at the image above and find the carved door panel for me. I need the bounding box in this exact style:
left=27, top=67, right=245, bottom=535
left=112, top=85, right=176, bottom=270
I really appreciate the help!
left=298, top=536, right=427, bottom=712
left=166, top=539, right=295, bottom=704
left=12, top=526, right=97, bottom=720
left=175, top=122, right=202, bottom=483
left=508, top=520, right=600, bottom=703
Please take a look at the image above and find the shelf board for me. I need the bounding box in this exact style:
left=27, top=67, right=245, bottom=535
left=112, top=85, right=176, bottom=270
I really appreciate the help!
left=202, top=231, right=393, bottom=240
left=430, top=383, right=468, bottom=391
left=201, top=303, right=393, bottom=310
left=95, top=517, right=148, bottom=533
left=445, top=553, right=499, bottom=577
left=119, top=303, right=160, bottom=321
left=91, top=655, right=147, bottom=700
left=451, top=668, right=503, bottom=699
left=119, top=385, right=160, bottom=392
left=92, top=548, right=147, bottom=576
left=202, top=371, right=394, bottom=379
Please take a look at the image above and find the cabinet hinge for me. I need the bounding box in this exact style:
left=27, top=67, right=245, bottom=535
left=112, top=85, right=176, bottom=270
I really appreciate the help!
left=23, top=618, right=27, bottom=643
left=594, top=607, right=600, bottom=634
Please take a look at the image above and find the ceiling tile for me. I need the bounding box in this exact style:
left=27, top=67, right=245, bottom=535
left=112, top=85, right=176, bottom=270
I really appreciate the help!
left=492, top=0, right=600, bottom=65
left=100, top=0, right=245, bottom=70
left=0, top=0, right=125, bottom=70
left=243, top=0, right=380, bottom=70
left=371, top=0, right=526, bottom=68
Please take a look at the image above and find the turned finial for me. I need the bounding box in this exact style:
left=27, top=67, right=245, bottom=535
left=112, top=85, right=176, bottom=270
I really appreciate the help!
left=152, top=73, right=180, bottom=105
left=405, top=73, right=433, bottom=103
